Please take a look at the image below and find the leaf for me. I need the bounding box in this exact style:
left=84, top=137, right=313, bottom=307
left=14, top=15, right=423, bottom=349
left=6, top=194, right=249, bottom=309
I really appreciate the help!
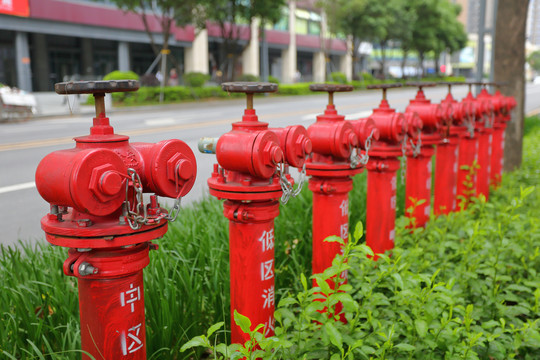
left=325, top=322, right=343, bottom=351
left=392, top=273, right=404, bottom=290
left=415, top=319, right=428, bottom=338
left=394, top=343, right=416, bottom=352
left=180, top=336, right=208, bottom=352
left=324, top=235, right=344, bottom=245
left=301, top=272, right=308, bottom=291
left=354, top=221, right=364, bottom=241
left=315, top=276, right=332, bottom=295
left=207, top=321, right=224, bottom=338
left=233, top=310, right=252, bottom=334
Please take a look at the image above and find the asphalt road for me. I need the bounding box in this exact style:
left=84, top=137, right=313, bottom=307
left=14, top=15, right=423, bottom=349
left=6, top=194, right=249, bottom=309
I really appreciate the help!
left=2, top=84, right=540, bottom=249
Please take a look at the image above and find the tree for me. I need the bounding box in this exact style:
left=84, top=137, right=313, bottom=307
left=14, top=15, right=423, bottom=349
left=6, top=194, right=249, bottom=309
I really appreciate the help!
left=409, top=0, right=442, bottom=77
left=202, top=0, right=285, bottom=81
left=320, top=0, right=388, bottom=79
left=108, top=0, right=200, bottom=86
left=432, top=1, right=467, bottom=76
left=494, top=0, right=530, bottom=171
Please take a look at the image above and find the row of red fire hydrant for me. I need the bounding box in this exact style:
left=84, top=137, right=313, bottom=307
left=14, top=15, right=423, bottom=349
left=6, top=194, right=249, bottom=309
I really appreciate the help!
left=34, top=79, right=516, bottom=359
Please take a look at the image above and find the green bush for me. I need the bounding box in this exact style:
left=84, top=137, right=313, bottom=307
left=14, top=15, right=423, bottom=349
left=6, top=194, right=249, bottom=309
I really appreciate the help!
left=102, top=70, right=139, bottom=81
left=236, top=74, right=260, bottom=82
left=268, top=75, right=280, bottom=84
left=276, top=83, right=313, bottom=95
left=183, top=72, right=210, bottom=87
left=330, top=71, right=349, bottom=84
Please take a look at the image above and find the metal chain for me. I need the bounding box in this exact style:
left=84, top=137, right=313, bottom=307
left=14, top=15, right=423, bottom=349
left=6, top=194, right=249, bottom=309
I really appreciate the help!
left=124, top=168, right=183, bottom=230
left=399, top=133, right=408, bottom=184
left=409, top=130, right=422, bottom=158
left=358, top=128, right=376, bottom=166
left=277, top=162, right=294, bottom=204
left=349, top=145, right=361, bottom=169
left=465, top=113, right=475, bottom=138
left=277, top=157, right=308, bottom=205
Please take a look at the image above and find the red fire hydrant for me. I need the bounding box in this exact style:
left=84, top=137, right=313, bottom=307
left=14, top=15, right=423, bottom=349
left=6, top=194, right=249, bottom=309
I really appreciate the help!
left=434, top=82, right=474, bottom=215
left=199, top=82, right=311, bottom=344
left=474, top=82, right=496, bottom=200
left=306, top=84, right=364, bottom=307
left=403, top=82, right=450, bottom=227
left=455, top=83, right=485, bottom=208
left=363, top=84, right=414, bottom=257
left=489, top=83, right=517, bottom=187
left=35, top=81, right=197, bottom=360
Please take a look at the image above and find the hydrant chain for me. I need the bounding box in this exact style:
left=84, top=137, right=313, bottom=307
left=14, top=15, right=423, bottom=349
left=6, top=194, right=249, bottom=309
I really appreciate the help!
left=359, top=128, right=377, bottom=166
left=399, top=134, right=408, bottom=184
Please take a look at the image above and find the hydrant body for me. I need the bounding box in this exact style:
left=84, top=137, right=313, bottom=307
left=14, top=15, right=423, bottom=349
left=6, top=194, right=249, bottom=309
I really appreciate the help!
left=35, top=81, right=197, bottom=360
left=434, top=83, right=472, bottom=215
left=203, top=82, right=310, bottom=344
left=455, top=87, right=485, bottom=209
left=475, top=87, right=496, bottom=200
left=404, top=83, right=449, bottom=227
left=490, top=90, right=516, bottom=187
left=364, top=84, right=411, bottom=257
left=306, top=84, right=363, bottom=304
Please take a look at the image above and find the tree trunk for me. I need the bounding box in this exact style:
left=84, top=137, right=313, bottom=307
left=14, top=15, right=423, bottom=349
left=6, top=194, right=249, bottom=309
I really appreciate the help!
left=379, top=42, right=387, bottom=80
left=401, top=49, right=408, bottom=79
left=494, top=0, right=530, bottom=171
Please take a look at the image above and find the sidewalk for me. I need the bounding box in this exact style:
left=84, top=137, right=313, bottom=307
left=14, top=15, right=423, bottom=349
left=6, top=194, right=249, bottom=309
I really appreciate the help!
left=33, top=92, right=97, bottom=118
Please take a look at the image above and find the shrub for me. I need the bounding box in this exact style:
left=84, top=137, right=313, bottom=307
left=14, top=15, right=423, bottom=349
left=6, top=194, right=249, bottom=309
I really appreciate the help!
left=102, top=70, right=139, bottom=81
left=330, top=72, right=348, bottom=84
left=184, top=72, right=210, bottom=87
left=268, top=75, right=280, bottom=84
left=276, top=83, right=312, bottom=95
left=237, top=74, right=260, bottom=82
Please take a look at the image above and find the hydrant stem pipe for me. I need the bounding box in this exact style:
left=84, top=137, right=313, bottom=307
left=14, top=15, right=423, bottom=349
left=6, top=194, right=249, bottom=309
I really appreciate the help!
left=224, top=200, right=279, bottom=344
left=434, top=136, right=460, bottom=215
left=366, top=157, right=400, bottom=258
left=455, top=135, right=478, bottom=209
left=246, top=93, right=254, bottom=110
left=405, top=146, right=434, bottom=227
left=94, top=93, right=106, bottom=117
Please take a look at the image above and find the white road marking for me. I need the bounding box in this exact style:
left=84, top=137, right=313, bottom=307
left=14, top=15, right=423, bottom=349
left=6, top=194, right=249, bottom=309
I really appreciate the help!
left=301, top=113, right=319, bottom=121
left=144, top=118, right=176, bottom=126
left=0, top=181, right=36, bottom=194
left=344, top=110, right=373, bottom=119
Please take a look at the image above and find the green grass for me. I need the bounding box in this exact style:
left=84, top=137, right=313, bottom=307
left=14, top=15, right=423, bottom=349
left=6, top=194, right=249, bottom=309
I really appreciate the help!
left=0, top=118, right=538, bottom=359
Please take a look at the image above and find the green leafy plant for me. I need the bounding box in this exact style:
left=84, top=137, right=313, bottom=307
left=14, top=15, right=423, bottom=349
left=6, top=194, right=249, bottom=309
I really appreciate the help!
left=183, top=72, right=211, bottom=87
left=102, top=70, right=139, bottom=81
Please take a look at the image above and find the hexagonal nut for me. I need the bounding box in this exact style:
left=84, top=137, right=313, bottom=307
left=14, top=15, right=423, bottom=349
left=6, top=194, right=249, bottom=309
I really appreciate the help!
left=89, top=164, right=125, bottom=203
left=167, top=153, right=195, bottom=183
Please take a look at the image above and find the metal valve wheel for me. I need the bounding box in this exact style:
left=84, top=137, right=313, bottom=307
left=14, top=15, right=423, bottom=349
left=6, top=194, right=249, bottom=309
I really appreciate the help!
left=221, top=81, right=278, bottom=93
left=309, top=83, right=353, bottom=92
left=366, top=83, right=402, bottom=90
left=405, top=81, right=437, bottom=88
left=55, top=80, right=140, bottom=94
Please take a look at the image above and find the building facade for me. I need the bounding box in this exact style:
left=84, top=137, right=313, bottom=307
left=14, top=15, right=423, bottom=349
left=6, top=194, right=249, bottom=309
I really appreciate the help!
left=0, top=0, right=351, bottom=92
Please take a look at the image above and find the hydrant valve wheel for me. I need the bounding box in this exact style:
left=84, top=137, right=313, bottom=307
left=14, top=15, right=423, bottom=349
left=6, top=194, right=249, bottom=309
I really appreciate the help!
left=309, top=84, right=353, bottom=92
left=221, top=82, right=278, bottom=93
left=405, top=81, right=437, bottom=88
left=366, top=83, right=402, bottom=90
left=54, top=80, right=140, bottom=94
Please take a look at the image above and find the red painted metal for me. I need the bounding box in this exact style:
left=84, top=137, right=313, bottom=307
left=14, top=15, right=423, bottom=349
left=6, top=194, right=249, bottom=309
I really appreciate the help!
left=404, top=83, right=450, bottom=227
left=434, top=82, right=472, bottom=215
left=490, top=90, right=516, bottom=186
left=363, top=84, right=411, bottom=258
left=474, top=86, right=496, bottom=200
left=35, top=81, right=197, bottom=360
left=202, top=82, right=310, bottom=344
left=455, top=84, right=487, bottom=209
left=306, top=84, right=361, bottom=298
